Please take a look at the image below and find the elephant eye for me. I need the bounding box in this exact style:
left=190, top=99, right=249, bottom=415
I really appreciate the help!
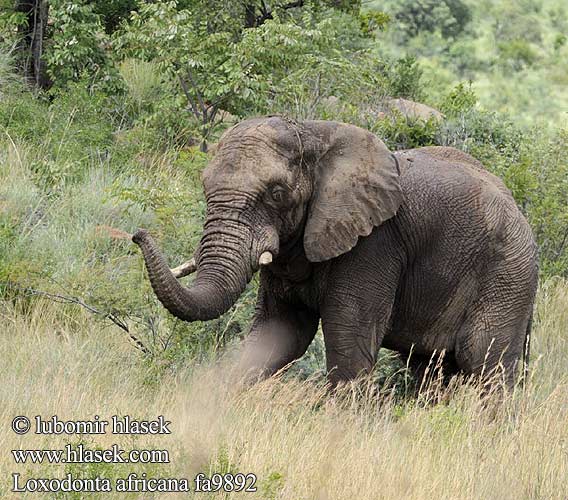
left=270, top=185, right=286, bottom=204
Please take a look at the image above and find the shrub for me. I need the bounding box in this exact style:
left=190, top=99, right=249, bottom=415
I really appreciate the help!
left=497, top=39, right=538, bottom=71
left=385, top=55, right=425, bottom=101
left=373, top=114, right=440, bottom=150
left=46, top=0, right=123, bottom=93
left=391, top=0, right=472, bottom=40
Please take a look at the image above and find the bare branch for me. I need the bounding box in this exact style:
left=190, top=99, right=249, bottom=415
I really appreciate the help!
left=178, top=74, right=202, bottom=121
left=171, top=258, right=197, bottom=278
left=185, top=66, right=207, bottom=119
left=1, top=281, right=150, bottom=355
left=250, top=0, right=305, bottom=27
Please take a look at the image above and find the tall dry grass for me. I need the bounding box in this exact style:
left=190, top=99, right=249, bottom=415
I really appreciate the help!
left=1, top=280, right=567, bottom=499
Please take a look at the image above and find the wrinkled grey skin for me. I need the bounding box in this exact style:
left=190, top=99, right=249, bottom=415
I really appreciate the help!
left=133, top=117, right=538, bottom=389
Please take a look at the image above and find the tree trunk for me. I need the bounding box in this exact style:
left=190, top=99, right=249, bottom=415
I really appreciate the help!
left=244, top=3, right=257, bottom=29
left=16, top=0, right=51, bottom=89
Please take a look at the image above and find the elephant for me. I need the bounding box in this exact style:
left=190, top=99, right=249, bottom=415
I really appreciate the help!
left=132, top=116, right=538, bottom=390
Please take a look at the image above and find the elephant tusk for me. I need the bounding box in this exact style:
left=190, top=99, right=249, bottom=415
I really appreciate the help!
left=170, top=258, right=197, bottom=278
left=259, top=251, right=273, bottom=266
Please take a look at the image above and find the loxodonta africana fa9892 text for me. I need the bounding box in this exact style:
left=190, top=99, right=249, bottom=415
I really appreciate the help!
left=132, top=116, right=538, bottom=390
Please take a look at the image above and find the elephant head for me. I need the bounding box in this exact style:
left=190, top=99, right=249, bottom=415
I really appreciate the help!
left=132, top=117, right=402, bottom=321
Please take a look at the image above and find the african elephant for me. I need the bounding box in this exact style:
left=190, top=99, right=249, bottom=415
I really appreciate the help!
left=132, top=116, right=538, bottom=390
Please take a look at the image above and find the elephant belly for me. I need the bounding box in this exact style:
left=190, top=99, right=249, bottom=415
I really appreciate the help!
left=382, top=270, right=479, bottom=357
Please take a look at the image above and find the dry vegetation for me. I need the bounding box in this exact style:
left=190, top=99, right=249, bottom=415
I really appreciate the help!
left=1, top=279, right=567, bottom=499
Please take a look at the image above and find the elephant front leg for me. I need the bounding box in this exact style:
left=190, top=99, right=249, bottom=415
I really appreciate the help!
left=320, top=258, right=399, bottom=387
left=236, top=285, right=319, bottom=383
left=321, top=311, right=387, bottom=387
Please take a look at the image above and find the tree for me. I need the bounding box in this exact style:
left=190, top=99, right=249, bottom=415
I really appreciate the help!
left=14, top=0, right=50, bottom=88
left=114, top=1, right=374, bottom=150
left=45, top=0, right=120, bottom=92
left=392, top=0, right=471, bottom=40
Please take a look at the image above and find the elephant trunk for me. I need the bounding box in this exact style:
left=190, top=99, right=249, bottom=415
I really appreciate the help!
left=132, top=220, right=255, bottom=322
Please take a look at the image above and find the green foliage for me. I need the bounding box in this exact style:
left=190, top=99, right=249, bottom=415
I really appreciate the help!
left=553, top=33, right=567, bottom=51
left=209, top=445, right=234, bottom=475
left=359, top=10, right=391, bottom=35
left=287, top=330, right=326, bottom=380
left=113, top=1, right=377, bottom=142
left=0, top=5, right=27, bottom=39
left=325, top=0, right=362, bottom=14
left=118, top=59, right=162, bottom=118
left=46, top=0, right=123, bottom=93
left=497, top=39, right=538, bottom=71
left=391, top=0, right=472, bottom=40
left=376, top=0, right=568, bottom=127
left=440, top=81, right=477, bottom=117
left=492, top=0, right=543, bottom=45
left=90, top=0, right=138, bottom=34
left=386, top=55, right=424, bottom=100
left=0, top=89, right=49, bottom=142
left=260, top=471, right=285, bottom=499
left=511, top=130, right=568, bottom=276
left=14, top=82, right=116, bottom=190
left=374, top=114, right=440, bottom=150
left=114, top=1, right=250, bottom=143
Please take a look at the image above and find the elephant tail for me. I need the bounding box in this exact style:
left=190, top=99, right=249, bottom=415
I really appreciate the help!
left=521, top=313, right=533, bottom=388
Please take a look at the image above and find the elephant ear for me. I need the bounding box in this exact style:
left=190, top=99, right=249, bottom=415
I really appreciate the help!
left=303, top=122, right=403, bottom=262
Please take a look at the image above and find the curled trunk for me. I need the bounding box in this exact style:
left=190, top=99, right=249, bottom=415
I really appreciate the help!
left=132, top=224, right=252, bottom=322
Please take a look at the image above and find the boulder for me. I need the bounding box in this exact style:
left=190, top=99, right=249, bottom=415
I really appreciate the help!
left=382, top=98, right=444, bottom=122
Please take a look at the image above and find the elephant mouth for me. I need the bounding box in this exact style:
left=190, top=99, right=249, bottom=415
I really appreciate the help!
left=246, top=221, right=280, bottom=272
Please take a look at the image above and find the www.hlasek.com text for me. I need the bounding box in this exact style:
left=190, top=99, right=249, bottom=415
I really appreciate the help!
left=12, top=444, right=169, bottom=465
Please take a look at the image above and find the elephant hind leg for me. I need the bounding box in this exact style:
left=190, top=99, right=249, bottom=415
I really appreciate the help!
left=455, top=209, right=537, bottom=393
left=455, top=327, right=525, bottom=393
left=402, top=351, right=460, bottom=398
left=454, top=276, right=536, bottom=393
